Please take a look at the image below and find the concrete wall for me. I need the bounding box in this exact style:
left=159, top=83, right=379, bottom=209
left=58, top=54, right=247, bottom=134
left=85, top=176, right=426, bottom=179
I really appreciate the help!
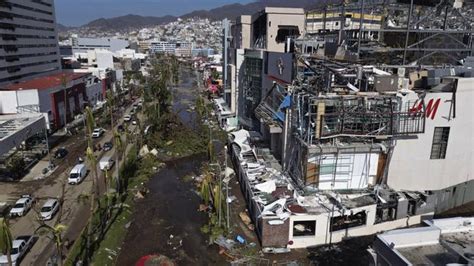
left=86, top=81, right=103, bottom=107
left=388, top=78, right=474, bottom=191
left=0, top=91, right=19, bottom=114
left=288, top=206, right=430, bottom=249
left=96, top=51, right=114, bottom=69
left=265, top=9, right=305, bottom=52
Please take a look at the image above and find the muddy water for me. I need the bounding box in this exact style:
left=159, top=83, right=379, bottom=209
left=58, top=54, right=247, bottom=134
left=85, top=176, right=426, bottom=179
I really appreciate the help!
left=116, top=155, right=225, bottom=265
left=116, top=68, right=227, bottom=265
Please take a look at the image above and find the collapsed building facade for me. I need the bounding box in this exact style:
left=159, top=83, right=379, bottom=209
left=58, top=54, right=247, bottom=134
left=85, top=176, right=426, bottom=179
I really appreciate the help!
left=221, top=0, right=474, bottom=250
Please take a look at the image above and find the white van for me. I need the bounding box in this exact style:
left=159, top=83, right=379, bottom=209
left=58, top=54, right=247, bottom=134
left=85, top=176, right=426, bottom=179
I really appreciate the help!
left=99, top=156, right=115, bottom=171
left=68, top=164, right=87, bottom=184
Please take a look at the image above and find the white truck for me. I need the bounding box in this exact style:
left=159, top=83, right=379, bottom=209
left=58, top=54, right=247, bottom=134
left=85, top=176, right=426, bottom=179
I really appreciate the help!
left=0, top=235, right=35, bottom=266
left=9, top=195, right=34, bottom=217
left=68, top=164, right=87, bottom=185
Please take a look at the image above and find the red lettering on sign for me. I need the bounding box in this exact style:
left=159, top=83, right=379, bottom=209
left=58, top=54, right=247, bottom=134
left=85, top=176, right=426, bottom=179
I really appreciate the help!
left=409, top=98, right=441, bottom=120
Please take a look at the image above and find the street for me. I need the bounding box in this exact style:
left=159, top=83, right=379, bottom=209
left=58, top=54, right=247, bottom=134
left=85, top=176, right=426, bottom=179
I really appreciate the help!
left=2, top=101, right=140, bottom=265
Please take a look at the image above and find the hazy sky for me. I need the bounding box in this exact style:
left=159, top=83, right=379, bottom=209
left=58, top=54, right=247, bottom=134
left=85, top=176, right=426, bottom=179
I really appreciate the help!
left=55, top=0, right=255, bottom=26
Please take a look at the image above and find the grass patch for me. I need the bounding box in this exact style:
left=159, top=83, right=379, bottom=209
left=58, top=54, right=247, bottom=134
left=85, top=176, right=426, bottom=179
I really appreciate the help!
left=91, top=206, right=133, bottom=265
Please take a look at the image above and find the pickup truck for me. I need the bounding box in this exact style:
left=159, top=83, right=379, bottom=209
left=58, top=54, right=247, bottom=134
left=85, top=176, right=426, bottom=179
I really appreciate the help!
left=0, top=235, right=35, bottom=266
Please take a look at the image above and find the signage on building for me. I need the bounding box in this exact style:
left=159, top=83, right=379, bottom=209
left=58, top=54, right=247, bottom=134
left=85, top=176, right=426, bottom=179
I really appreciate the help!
left=409, top=98, right=441, bottom=120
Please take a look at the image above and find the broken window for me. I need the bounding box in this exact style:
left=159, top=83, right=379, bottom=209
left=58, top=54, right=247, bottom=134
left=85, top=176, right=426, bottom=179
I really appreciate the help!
left=330, top=211, right=367, bottom=232
left=430, top=127, right=450, bottom=159
left=293, top=220, right=316, bottom=237
left=275, top=26, right=300, bottom=43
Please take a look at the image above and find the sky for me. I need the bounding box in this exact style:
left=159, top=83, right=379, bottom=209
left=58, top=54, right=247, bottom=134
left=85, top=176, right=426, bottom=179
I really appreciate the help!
left=55, top=0, right=255, bottom=26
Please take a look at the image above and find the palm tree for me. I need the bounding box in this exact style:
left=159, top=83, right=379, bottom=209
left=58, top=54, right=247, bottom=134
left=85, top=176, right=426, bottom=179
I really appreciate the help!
left=84, top=107, right=99, bottom=262
left=35, top=224, right=67, bottom=266
left=113, top=130, right=124, bottom=193
left=0, top=218, right=12, bottom=266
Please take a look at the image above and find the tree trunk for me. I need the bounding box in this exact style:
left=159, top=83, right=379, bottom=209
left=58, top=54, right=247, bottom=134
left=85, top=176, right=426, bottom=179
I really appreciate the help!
left=6, top=249, right=12, bottom=266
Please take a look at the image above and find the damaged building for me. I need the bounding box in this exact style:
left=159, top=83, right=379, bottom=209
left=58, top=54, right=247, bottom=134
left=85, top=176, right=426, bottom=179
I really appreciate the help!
left=220, top=0, right=474, bottom=251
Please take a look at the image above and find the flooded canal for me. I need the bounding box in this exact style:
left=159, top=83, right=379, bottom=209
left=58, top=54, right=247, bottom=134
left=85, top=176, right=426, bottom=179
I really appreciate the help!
left=116, top=68, right=226, bottom=265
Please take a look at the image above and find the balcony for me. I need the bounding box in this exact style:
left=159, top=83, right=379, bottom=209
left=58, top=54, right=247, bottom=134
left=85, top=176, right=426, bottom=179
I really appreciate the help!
left=3, top=45, right=18, bottom=52
left=0, top=1, right=12, bottom=10
left=1, top=34, right=16, bottom=41
left=0, top=22, right=15, bottom=31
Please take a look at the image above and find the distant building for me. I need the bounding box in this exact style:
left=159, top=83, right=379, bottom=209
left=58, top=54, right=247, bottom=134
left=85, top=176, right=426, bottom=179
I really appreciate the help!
left=191, top=48, right=214, bottom=57
left=71, top=35, right=129, bottom=53
left=149, top=41, right=193, bottom=57
left=149, top=41, right=176, bottom=54
left=0, top=0, right=61, bottom=85
left=306, top=10, right=382, bottom=35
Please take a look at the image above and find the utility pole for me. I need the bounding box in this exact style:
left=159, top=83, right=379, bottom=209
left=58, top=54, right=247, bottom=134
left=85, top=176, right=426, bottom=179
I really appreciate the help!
left=224, top=146, right=230, bottom=230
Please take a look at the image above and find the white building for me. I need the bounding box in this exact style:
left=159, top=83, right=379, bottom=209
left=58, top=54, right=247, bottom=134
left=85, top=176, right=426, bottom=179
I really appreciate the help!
left=149, top=41, right=176, bottom=54
left=370, top=217, right=474, bottom=265
left=0, top=0, right=61, bottom=85
left=71, top=35, right=129, bottom=53
left=389, top=76, right=474, bottom=191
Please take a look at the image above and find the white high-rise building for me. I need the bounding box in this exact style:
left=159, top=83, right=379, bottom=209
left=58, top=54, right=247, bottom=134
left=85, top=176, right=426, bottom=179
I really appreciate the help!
left=0, top=0, right=61, bottom=86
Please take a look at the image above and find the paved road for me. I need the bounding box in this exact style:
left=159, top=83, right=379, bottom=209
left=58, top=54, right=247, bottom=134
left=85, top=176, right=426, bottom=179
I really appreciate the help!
left=4, top=101, right=141, bottom=265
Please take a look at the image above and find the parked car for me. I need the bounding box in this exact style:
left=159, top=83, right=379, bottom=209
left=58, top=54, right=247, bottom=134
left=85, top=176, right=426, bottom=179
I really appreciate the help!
left=0, top=235, right=35, bottom=266
left=39, top=199, right=59, bottom=221
left=68, top=164, right=87, bottom=185
left=9, top=195, right=34, bottom=217
left=91, top=128, right=105, bottom=138
left=103, top=141, right=113, bottom=151
left=123, top=115, right=132, bottom=122
left=54, top=147, right=68, bottom=159
left=132, top=120, right=137, bottom=125
left=99, top=156, right=115, bottom=171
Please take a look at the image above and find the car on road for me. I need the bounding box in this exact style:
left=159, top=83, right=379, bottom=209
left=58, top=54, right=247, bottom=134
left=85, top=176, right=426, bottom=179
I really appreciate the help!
left=0, top=235, right=35, bottom=266
left=123, top=115, right=132, bottom=122
left=103, top=141, right=113, bottom=151
left=91, top=128, right=105, bottom=138
left=39, top=199, right=59, bottom=221
left=68, top=164, right=87, bottom=185
left=9, top=195, right=34, bottom=217
left=132, top=120, right=137, bottom=125
left=54, top=147, right=68, bottom=159
left=99, top=156, right=115, bottom=171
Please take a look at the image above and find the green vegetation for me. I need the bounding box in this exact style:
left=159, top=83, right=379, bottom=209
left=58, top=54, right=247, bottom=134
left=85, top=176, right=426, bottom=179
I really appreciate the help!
left=0, top=218, right=13, bottom=266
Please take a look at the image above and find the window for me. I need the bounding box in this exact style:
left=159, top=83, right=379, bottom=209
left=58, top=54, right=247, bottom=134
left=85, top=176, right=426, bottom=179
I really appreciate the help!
left=293, top=220, right=316, bottom=237
left=275, top=26, right=300, bottom=43
left=430, top=127, right=450, bottom=159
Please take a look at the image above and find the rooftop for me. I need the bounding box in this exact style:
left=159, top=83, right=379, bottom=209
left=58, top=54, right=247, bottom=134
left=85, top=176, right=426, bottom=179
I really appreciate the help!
left=375, top=217, right=474, bottom=265
left=4, top=72, right=89, bottom=91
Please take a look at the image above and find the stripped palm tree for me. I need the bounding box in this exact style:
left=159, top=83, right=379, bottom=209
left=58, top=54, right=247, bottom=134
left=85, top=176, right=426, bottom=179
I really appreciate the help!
left=84, top=106, right=99, bottom=262
left=0, top=218, right=12, bottom=266
left=114, top=130, right=124, bottom=193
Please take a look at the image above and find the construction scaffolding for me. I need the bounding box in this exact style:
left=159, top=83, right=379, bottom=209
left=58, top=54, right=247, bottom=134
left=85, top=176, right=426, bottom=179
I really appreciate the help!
left=305, top=0, right=474, bottom=64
